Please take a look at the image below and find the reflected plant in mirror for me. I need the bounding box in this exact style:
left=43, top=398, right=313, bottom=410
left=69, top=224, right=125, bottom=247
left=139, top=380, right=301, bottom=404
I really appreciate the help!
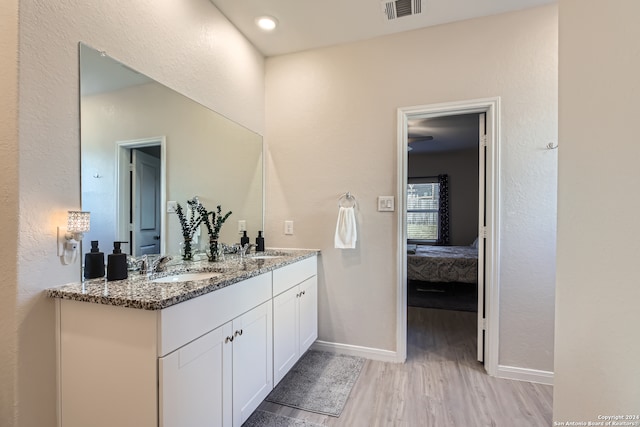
left=79, top=43, right=263, bottom=274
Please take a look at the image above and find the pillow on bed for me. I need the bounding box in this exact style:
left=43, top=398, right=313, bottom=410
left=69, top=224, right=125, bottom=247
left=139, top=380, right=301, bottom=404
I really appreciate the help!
left=407, top=244, right=417, bottom=254
left=471, top=237, right=479, bottom=248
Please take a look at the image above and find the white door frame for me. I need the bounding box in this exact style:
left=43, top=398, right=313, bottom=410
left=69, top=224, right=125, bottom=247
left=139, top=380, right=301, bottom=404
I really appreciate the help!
left=396, top=97, right=501, bottom=376
left=115, top=136, right=167, bottom=255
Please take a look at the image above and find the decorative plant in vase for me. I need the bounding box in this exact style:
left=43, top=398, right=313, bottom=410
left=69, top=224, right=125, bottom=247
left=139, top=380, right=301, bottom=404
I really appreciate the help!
left=197, top=204, right=232, bottom=262
left=175, top=198, right=204, bottom=261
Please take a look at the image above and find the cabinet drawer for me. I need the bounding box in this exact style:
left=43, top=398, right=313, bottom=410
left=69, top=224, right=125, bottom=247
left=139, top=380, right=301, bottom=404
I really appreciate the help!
left=272, top=256, right=317, bottom=296
left=158, top=272, right=272, bottom=356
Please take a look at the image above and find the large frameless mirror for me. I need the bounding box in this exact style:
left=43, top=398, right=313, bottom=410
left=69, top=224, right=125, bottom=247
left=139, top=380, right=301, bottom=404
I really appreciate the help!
left=79, top=43, right=263, bottom=262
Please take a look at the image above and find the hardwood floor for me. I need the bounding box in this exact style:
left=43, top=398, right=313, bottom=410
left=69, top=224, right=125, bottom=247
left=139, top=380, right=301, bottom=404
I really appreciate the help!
left=255, top=307, right=553, bottom=426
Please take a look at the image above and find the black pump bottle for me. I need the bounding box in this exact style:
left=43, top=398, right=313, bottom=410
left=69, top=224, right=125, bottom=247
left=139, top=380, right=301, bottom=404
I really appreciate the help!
left=256, top=231, right=265, bottom=252
left=84, top=240, right=105, bottom=280
left=107, top=241, right=128, bottom=281
left=241, top=230, right=250, bottom=248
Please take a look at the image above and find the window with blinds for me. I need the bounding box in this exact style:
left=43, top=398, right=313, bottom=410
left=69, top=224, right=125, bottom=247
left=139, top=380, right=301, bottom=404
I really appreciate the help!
left=407, top=180, right=440, bottom=242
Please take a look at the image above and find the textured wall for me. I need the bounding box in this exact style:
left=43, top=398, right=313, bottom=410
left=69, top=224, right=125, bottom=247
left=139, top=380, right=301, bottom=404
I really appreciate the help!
left=12, top=0, right=264, bottom=425
left=265, top=5, right=558, bottom=371
left=0, top=0, right=19, bottom=424
left=555, top=0, right=640, bottom=420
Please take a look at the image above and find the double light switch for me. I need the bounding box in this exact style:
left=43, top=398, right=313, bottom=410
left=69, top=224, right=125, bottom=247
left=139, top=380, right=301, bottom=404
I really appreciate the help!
left=377, top=196, right=395, bottom=212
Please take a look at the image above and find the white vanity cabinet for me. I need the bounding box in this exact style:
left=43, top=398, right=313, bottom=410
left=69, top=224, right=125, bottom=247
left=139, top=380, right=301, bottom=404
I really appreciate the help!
left=272, top=256, right=318, bottom=385
left=231, top=300, right=273, bottom=426
left=159, top=300, right=272, bottom=427
left=159, top=322, right=232, bottom=427
left=55, top=254, right=316, bottom=427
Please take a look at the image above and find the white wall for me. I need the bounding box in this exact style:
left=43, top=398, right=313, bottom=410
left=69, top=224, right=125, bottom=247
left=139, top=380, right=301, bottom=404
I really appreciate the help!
left=6, top=0, right=265, bottom=425
left=0, top=0, right=19, bottom=425
left=265, top=5, right=558, bottom=372
left=554, top=0, right=640, bottom=420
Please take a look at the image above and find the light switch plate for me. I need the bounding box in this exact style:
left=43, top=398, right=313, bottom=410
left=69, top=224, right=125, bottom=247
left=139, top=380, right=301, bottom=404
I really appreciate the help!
left=167, top=201, right=177, bottom=213
left=238, top=220, right=246, bottom=233
left=284, top=220, right=294, bottom=235
left=378, top=196, right=395, bottom=212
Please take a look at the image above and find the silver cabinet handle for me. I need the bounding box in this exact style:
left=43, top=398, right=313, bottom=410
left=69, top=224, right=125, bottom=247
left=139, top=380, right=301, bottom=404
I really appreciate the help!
left=234, top=329, right=243, bottom=337
left=225, top=336, right=234, bottom=343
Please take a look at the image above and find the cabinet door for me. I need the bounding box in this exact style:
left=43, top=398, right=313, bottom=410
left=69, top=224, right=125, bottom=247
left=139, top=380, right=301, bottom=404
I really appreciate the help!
left=273, top=285, right=300, bottom=385
left=159, top=322, right=233, bottom=427
left=232, top=301, right=273, bottom=427
left=299, top=276, right=318, bottom=354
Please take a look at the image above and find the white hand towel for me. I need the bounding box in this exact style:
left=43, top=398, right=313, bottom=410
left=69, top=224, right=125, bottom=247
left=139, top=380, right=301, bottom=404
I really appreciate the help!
left=334, top=206, right=357, bottom=249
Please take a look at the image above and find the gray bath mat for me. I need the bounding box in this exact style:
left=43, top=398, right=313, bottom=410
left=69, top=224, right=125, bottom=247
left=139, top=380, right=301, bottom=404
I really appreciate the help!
left=242, top=410, right=324, bottom=427
left=265, top=350, right=365, bottom=417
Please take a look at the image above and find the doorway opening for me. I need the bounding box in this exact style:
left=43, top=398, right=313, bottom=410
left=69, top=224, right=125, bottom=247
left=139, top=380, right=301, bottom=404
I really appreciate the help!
left=396, top=98, right=500, bottom=376
left=115, top=136, right=167, bottom=257
left=406, top=112, right=480, bottom=315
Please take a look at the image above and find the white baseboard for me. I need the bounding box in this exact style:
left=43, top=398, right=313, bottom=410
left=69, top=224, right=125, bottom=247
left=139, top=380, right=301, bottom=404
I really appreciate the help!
left=497, top=365, right=554, bottom=386
left=310, top=342, right=554, bottom=386
left=311, top=340, right=401, bottom=363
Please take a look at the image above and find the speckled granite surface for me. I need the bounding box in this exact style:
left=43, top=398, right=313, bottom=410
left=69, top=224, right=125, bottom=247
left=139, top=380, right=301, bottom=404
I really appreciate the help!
left=47, top=249, right=319, bottom=310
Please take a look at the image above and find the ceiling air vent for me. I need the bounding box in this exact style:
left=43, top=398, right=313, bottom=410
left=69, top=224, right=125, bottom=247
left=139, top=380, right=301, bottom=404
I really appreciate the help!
left=382, top=0, right=423, bottom=21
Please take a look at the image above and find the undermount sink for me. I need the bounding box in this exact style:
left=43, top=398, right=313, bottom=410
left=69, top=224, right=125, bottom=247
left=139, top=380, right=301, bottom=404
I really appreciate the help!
left=151, top=271, right=222, bottom=283
left=249, top=255, right=283, bottom=260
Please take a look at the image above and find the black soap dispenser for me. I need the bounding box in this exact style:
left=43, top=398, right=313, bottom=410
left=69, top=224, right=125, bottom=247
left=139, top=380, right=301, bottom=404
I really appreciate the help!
left=107, top=241, right=128, bottom=281
left=84, top=240, right=105, bottom=280
left=256, top=231, right=265, bottom=252
left=240, top=230, right=250, bottom=248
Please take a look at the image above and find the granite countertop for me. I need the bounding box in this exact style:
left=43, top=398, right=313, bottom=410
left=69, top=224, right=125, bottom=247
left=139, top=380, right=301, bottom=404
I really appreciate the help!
left=47, top=249, right=319, bottom=310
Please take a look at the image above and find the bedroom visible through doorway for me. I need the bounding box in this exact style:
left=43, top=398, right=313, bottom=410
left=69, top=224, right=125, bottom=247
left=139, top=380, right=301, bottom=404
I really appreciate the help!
left=406, top=113, right=480, bottom=316
left=397, top=98, right=500, bottom=376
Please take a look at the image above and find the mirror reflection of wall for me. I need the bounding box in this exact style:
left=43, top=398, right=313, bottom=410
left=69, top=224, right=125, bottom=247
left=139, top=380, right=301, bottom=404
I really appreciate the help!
left=80, top=43, right=263, bottom=262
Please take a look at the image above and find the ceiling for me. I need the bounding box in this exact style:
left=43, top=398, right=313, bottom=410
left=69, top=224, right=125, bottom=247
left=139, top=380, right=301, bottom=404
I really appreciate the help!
left=209, top=0, right=555, bottom=57
left=408, top=113, right=480, bottom=154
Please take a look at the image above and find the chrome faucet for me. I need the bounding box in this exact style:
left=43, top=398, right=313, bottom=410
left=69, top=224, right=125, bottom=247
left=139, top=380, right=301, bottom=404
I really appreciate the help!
left=238, top=243, right=254, bottom=260
left=140, top=255, right=173, bottom=275
left=152, top=255, right=173, bottom=272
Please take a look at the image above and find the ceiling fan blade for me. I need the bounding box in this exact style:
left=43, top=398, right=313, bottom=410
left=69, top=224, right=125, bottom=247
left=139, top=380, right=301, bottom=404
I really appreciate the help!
left=408, top=136, right=434, bottom=144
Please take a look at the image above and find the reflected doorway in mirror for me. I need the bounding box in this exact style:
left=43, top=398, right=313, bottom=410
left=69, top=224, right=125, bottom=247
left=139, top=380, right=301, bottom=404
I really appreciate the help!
left=115, top=136, right=167, bottom=257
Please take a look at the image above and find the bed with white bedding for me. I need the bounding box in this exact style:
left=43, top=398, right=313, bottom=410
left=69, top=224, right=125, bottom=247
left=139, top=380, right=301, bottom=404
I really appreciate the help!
left=407, top=245, right=478, bottom=284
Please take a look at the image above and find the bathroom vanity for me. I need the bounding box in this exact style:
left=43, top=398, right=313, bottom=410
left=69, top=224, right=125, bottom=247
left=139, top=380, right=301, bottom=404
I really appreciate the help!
left=48, top=250, right=318, bottom=427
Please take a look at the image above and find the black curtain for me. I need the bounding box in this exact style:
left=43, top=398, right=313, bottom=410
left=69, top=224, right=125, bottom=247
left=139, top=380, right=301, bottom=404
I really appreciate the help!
left=437, top=174, right=450, bottom=245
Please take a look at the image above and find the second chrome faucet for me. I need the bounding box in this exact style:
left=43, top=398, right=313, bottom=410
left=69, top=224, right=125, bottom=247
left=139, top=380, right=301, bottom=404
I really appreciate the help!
left=139, top=254, right=173, bottom=275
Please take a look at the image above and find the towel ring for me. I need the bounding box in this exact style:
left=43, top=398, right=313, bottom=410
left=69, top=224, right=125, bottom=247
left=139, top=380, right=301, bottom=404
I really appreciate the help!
left=338, top=192, right=357, bottom=208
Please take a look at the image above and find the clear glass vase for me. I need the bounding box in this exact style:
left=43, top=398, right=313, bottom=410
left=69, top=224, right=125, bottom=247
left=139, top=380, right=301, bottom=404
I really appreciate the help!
left=207, top=239, right=220, bottom=262
left=180, top=237, right=194, bottom=261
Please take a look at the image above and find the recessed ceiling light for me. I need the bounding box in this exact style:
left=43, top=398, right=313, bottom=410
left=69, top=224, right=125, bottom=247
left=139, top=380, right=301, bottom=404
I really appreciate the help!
left=255, top=16, right=278, bottom=31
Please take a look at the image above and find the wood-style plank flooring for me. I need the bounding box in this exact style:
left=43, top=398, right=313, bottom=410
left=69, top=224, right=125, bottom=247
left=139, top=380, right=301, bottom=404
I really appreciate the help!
left=255, top=307, right=553, bottom=426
